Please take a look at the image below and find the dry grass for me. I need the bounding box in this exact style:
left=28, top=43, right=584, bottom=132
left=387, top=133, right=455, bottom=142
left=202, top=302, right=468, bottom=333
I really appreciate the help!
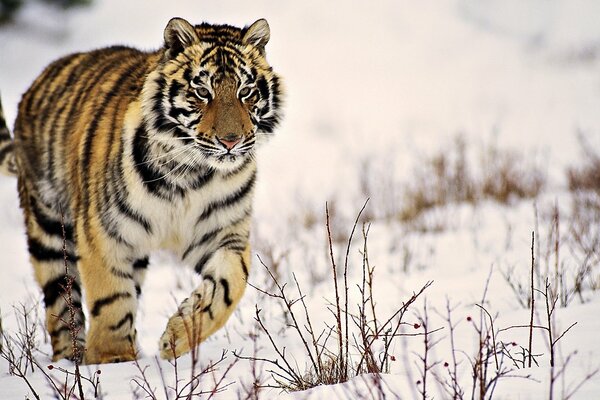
left=358, top=135, right=546, bottom=229
left=566, top=142, right=600, bottom=302
left=567, top=135, right=600, bottom=193
left=239, top=202, right=431, bottom=394
left=0, top=301, right=104, bottom=399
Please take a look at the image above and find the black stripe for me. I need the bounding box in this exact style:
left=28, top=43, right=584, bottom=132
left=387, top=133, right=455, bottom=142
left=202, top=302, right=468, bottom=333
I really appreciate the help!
left=48, top=52, right=121, bottom=191
left=28, top=238, right=77, bottom=262
left=257, top=76, right=282, bottom=133
left=53, top=345, right=71, bottom=357
left=81, top=59, right=146, bottom=232
left=202, top=306, right=214, bottom=320
left=183, top=68, right=193, bottom=84
left=271, top=75, right=282, bottom=109
left=109, top=312, right=134, bottom=331
left=49, top=325, right=71, bottom=337
left=101, top=96, right=155, bottom=234
left=113, top=188, right=152, bottom=233
left=42, top=275, right=81, bottom=308
left=132, top=124, right=181, bottom=199
left=111, top=267, right=134, bottom=280
left=240, top=256, right=249, bottom=278
left=187, top=114, right=202, bottom=128
left=0, top=97, right=8, bottom=133
left=168, top=80, right=183, bottom=101
left=182, top=227, right=221, bottom=260
left=97, top=161, right=136, bottom=247
left=135, top=284, right=142, bottom=297
left=57, top=301, right=82, bottom=319
left=196, top=171, right=256, bottom=222
left=97, top=204, right=134, bottom=247
left=133, top=257, right=149, bottom=269
left=30, top=54, right=78, bottom=115
left=199, top=47, right=220, bottom=67
left=189, top=168, right=215, bottom=190
left=187, top=209, right=250, bottom=260
left=29, top=197, right=73, bottom=240
left=220, top=278, right=233, bottom=307
left=78, top=57, right=132, bottom=168
left=220, top=233, right=246, bottom=250
left=150, top=77, right=179, bottom=132
left=91, top=292, right=131, bottom=317
left=197, top=275, right=215, bottom=319
left=256, top=76, right=270, bottom=112
left=125, top=333, right=135, bottom=345
left=227, top=246, right=246, bottom=253
left=204, top=274, right=217, bottom=303
left=0, top=143, right=12, bottom=165
left=170, top=107, right=196, bottom=121
left=194, top=252, right=213, bottom=274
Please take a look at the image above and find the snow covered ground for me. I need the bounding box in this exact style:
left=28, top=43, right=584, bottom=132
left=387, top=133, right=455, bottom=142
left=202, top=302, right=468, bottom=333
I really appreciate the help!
left=1, top=0, right=600, bottom=398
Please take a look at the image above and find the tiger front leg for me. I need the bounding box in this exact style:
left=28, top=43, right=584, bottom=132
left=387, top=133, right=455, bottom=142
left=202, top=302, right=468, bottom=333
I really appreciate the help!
left=77, top=233, right=143, bottom=364
left=159, top=246, right=250, bottom=359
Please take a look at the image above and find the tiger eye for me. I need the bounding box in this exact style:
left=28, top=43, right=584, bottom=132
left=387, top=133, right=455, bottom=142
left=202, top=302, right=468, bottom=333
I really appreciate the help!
left=239, top=87, right=251, bottom=97
left=196, top=87, right=210, bottom=99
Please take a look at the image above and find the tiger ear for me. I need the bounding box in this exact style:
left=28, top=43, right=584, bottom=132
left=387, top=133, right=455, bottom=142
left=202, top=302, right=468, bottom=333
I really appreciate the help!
left=243, top=19, right=270, bottom=50
left=164, top=17, right=199, bottom=58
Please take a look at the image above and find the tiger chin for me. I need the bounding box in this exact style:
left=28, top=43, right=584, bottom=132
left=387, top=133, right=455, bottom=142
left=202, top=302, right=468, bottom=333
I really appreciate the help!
left=0, top=17, right=283, bottom=364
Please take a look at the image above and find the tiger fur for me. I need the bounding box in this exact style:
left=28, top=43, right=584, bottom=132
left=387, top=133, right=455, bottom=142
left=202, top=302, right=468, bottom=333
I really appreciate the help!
left=0, top=17, right=282, bottom=364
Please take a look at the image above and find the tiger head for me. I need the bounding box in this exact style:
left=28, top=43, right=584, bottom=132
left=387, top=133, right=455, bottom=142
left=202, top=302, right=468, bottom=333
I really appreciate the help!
left=142, top=17, right=283, bottom=171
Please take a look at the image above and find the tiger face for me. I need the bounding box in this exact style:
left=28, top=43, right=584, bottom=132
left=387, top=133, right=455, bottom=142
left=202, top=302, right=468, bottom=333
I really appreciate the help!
left=142, top=18, right=282, bottom=172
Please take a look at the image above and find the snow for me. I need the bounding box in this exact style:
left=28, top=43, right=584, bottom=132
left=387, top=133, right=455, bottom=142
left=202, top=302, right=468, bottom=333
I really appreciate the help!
left=1, top=0, right=600, bottom=398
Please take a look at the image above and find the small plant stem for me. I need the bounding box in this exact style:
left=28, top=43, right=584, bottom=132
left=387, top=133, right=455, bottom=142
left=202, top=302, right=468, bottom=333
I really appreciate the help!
left=544, top=281, right=555, bottom=369
left=325, top=202, right=345, bottom=381
left=342, top=199, right=369, bottom=380
left=60, top=211, right=85, bottom=400
left=528, top=231, right=535, bottom=368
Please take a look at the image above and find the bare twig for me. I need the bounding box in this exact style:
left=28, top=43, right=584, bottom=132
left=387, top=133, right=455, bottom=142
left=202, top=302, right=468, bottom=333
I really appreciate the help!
left=528, top=231, right=535, bottom=368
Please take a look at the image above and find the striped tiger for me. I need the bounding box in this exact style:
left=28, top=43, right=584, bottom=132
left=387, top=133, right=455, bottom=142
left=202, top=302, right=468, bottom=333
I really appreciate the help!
left=0, top=17, right=283, bottom=364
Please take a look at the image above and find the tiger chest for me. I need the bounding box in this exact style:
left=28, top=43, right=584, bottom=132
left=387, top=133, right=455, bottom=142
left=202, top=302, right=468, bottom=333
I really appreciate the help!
left=145, top=177, right=252, bottom=262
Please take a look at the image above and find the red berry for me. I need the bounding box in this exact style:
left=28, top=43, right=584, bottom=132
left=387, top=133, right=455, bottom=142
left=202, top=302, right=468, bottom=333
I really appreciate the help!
left=47, top=365, right=54, bottom=370
left=512, top=342, right=517, bottom=346
left=444, top=362, right=449, bottom=367
left=97, top=370, right=102, bottom=375
left=416, top=380, right=421, bottom=385
left=466, top=316, right=472, bottom=321
left=413, top=323, right=421, bottom=329
left=390, top=355, right=396, bottom=361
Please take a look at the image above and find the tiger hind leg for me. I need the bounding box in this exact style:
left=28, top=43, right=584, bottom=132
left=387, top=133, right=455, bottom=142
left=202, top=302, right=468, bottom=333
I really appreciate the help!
left=159, top=246, right=250, bottom=359
left=21, top=193, right=85, bottom=362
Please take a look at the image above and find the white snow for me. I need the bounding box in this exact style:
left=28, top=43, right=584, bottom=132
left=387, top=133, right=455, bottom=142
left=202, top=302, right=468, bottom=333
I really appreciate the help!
left=1, top=0, right=600, bottom=398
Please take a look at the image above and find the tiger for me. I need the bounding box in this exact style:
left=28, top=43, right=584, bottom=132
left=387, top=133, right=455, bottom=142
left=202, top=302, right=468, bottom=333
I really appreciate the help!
left=0, top=17, right=283, bottom=364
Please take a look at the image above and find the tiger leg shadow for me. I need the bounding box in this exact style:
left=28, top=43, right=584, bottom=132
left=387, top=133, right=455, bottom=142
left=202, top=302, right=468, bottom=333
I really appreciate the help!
left=159, top=246, right=250, bottom=359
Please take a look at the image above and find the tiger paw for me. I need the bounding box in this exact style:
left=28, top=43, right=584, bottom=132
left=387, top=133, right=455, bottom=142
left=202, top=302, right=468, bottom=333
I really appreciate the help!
left=83, top=348, right=137, bottom=365
left=159, top=312, right=195, bottom=359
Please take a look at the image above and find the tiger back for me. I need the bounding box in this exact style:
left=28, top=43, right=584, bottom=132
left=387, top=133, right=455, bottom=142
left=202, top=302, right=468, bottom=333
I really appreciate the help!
left=0, top=17, right=282, bottom=364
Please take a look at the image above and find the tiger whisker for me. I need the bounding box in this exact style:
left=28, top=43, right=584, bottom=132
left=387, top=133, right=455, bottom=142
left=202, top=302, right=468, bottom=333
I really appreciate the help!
left=142, top=135, right=196, bottom=143
left=135, top=144, right=191, bottom=167
left=156, top=148, right=205, bottom=184
left=173, top=152, right=204, bottom=184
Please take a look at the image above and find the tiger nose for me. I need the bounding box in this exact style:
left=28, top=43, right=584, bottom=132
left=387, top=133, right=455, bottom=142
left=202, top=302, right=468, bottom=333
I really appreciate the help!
left=217, top=134, right=242, bottom=150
